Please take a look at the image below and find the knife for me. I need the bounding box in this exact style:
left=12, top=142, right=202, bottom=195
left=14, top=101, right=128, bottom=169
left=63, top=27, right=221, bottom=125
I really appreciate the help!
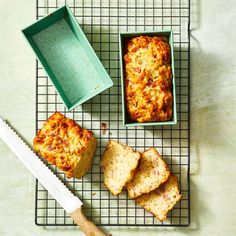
left=0, top=116, right=106, bottom=236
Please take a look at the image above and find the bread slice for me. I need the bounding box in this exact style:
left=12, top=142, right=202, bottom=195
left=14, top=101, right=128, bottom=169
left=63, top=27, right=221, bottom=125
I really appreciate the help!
left=101, top=140, right=141, bottom=195
left=126, top=148, right=170, bottom=199
left=33, top=112, right=97, bottom=179
left=136, top=175, right=182, bottom=221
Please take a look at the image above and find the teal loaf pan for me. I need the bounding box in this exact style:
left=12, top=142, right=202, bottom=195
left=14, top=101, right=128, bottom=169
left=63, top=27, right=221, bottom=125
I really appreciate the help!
left=119, top=30, right=177, bottom=127
left=22, top=5, right=113, bottom=110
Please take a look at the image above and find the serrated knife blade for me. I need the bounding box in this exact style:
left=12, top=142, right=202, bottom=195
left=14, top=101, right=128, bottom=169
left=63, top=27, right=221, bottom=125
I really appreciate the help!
left=0, top=116, right=82, bottom=213
left=0, top=116, right=105, bottom=236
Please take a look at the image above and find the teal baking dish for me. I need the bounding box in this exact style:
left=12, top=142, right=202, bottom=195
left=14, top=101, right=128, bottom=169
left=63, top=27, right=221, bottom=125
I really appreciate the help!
left=119, top=30, right=177, bottom=127
left=22, top=5, right=113, bottom=110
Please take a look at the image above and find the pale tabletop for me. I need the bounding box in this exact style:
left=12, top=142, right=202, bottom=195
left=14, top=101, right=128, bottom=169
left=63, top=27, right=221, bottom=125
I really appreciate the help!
left=0, top=0, right=236, bottom=235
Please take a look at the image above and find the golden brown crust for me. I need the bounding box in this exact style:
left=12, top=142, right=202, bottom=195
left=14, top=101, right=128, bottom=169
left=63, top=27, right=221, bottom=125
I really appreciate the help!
left=136, top=175, right=182, bottom=221
left=33, top=112, right=97, bottom=179
left=124, top=35, right=173, bottom=122
left=101, top=140, right=141, bottom=195
left=126, top=148, right=170, bottom=199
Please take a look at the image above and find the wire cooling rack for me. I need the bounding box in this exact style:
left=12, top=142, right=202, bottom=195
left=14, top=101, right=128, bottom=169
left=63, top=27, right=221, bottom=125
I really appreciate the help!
left=35, top=0, right=190, bottom=227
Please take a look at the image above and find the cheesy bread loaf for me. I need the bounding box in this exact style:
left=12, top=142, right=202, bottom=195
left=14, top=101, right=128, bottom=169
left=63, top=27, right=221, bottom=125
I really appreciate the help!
left=33, top=112, right=97, bottom=179
left=124, top=35, right=173, bottom=122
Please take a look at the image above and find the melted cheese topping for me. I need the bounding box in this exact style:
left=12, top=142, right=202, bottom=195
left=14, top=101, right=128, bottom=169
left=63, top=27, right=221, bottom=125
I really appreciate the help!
left=124, top=36, right=173, bottom=122
left=33, top=112, right=95, bottom=178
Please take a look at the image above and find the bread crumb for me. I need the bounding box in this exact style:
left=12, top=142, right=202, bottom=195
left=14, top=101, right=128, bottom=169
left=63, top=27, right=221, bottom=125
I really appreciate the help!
left=101, top=122, right=108, bottom=135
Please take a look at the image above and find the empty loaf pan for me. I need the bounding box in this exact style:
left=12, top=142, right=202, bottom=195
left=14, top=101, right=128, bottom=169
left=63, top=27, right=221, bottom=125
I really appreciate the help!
left=22, top=5, right=113, bottom=110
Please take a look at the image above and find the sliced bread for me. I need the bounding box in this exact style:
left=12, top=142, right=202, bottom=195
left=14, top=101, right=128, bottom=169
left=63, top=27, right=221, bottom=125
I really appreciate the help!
left=136, top=175, right=182, bottom=221
left=101, top=140, right=141, bottom=195
left=126, top=148, right=170, bottom=199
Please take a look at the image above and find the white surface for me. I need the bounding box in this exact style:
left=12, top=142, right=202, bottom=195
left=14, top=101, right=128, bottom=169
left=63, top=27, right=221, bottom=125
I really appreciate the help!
left=0, top=0, right=236, bottom=235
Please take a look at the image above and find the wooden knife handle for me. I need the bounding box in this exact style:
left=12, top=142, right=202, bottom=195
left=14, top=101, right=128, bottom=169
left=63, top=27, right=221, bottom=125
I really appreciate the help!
left=70, top=207, right=106, bottom=236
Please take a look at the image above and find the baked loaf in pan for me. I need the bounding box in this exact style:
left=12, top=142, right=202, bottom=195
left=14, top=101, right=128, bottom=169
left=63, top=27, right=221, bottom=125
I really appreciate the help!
left=101, top=140, right=141, bottom=195
left=33, top=112, right=97, bottom=179
left=136, top=175, right=182, bottom=221
left=126, top=148, right=170, bottom=199
left=124, top=35, right=173, bottom=122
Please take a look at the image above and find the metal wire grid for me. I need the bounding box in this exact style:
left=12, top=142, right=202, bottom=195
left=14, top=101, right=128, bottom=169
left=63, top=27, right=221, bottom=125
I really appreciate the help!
left=35, top=0, right=190, bottom=227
